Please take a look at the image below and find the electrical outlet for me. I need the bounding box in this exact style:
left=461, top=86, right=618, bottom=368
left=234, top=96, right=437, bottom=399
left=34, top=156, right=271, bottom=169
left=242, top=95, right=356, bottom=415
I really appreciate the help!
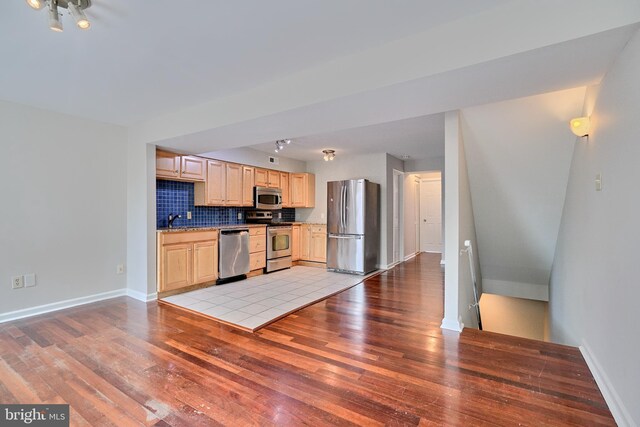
left=116, top=264, right=125, bottom=274
left=187, top=211, right=192, bottom=220
left=237, top=212, right=242, bottom=220
left=12, top=276, right=24, bottom=289
left=24, top=274, right=36, bottom=288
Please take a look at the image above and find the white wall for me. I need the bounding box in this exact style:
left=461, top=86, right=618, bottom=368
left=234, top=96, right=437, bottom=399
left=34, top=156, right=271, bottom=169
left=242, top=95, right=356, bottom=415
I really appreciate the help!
left=404, top=156, right=444, bottom=174
left=461, top=87, right=585, bottom=301
left=0, top=101, right=128, bottom=317
left=299, top=152, right=399, bottom=268
left=200, top=147, right=307, bottom=172
left=550, top=29, right=640, bottom=427
left=442, top=111, right=481, bottom=331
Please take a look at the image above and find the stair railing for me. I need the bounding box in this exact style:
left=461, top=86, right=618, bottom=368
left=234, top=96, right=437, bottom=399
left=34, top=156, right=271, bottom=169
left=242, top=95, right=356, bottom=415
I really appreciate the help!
left=460, top=240, right=482, bottom=330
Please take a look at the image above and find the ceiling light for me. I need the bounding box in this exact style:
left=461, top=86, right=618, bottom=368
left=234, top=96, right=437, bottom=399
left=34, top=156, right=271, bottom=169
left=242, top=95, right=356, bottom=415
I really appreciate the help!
left=570, top=116, right=590, bottom=137
left=29, top=0, right=92, bottom=32
left=322, top=149, right=335, bottom=161
left=68, top=1, right=90, bottom=29
left=26, top=0, right=45, bottom=10
left=48, top=1, right=63, bottom=32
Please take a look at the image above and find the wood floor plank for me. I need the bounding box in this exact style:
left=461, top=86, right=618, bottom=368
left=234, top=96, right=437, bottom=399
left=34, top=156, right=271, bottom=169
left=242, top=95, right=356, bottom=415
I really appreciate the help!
left=0, top=254, right=614, bottom=426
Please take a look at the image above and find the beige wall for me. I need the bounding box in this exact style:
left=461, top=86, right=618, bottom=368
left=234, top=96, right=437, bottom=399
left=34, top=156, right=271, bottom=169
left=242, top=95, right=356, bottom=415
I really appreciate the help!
left=480, top=294, right=547, bottom=341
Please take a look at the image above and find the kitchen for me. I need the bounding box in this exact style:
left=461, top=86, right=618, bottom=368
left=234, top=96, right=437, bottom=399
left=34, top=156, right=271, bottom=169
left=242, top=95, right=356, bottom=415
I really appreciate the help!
left=155, top=147, right=380, bottom=331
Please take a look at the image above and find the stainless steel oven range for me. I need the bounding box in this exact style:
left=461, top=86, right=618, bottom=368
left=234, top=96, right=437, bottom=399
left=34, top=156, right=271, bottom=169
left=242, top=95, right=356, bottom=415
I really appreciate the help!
left=266, top=225, right=292, bottom=272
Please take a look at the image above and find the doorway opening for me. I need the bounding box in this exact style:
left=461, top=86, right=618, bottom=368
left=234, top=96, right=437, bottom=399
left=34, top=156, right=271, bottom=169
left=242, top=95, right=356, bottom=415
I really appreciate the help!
left=419, top=172, right=442, bottom=254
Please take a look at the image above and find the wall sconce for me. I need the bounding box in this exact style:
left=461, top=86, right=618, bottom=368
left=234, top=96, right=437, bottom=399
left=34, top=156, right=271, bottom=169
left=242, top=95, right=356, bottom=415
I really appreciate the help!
left=322, top=149, right=335, bottom=161
left=570, top=116, right=590, bottom=137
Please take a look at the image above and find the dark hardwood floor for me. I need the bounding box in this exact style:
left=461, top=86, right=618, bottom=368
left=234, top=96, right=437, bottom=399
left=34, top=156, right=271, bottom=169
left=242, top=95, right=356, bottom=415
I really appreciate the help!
left=0, top=253, right=614, bottom=426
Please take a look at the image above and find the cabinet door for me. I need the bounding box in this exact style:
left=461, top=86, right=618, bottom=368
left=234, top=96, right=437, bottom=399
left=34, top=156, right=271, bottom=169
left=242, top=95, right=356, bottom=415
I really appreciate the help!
left=310, top=227, right=327, bottom=263
left=290, top=173, right=306, bottom=207
left=161, top=243, right=191, bottom=292
left=242, top=166, right=255, bottom=206
left=180, top=156, right=206, bottom=181
left=206, top=160, right=226, bottom=205
left=280, top=172, right=290, bottom=207
left=300, top=225, right=310, bottom=260
left=193, top=240, right=218, bottom=284
left=268, top=170, right=280, bottom=188
left=291, top=225, right=300, bottom=261
left=156, top=151, right=180, bottom=179
left=255, top=168, right=269, bottom=187
left=225, top=163, right=243, bottom=206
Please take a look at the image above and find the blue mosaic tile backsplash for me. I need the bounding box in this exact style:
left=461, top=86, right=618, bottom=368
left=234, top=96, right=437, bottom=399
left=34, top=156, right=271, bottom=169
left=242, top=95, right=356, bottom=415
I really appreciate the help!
left=156, top=180, right=295, bottom=228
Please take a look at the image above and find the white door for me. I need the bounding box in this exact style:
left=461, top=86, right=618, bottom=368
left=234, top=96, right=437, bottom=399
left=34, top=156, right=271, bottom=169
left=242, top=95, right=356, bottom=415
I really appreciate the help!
left=392, top=171, right=401, bottom=263
left=420, top=179, right=442, bottom=253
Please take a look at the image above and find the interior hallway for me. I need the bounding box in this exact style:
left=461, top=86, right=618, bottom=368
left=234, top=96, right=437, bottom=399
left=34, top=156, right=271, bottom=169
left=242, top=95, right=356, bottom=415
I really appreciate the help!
left=0, top=253, right=613, bottom=425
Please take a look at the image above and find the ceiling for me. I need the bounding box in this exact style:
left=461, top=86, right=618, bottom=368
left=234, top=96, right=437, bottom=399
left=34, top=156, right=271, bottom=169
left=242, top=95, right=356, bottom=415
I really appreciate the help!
left=248, top=113, right=444, bottom=162
left=0, top=0, right=510, bottom=125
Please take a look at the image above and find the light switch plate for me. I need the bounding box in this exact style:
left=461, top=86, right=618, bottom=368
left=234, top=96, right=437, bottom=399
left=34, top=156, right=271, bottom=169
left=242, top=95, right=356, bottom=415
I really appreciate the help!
left=116, top=264, right=125, bottom=274
left=187, top=211, right=192, bottom=220
left=24, top=274, right=36, bottom=287
left=595, top=173, right=602, bottom=191
left=237, top=212, right=242, bottom=220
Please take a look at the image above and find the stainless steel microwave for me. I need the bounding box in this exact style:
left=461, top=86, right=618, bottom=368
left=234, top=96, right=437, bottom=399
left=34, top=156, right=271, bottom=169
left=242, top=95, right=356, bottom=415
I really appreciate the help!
left=254, top=186, right=282, bottom=210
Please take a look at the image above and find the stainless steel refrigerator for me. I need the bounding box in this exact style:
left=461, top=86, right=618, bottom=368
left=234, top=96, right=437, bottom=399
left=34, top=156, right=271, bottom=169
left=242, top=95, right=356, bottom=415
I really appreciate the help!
left=326, top=179, right=379, bottom=275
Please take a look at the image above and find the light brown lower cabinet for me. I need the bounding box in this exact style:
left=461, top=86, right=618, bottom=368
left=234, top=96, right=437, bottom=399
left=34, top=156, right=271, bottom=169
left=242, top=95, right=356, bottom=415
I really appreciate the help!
left=298, top=224, right=326, bottom=263
left=291, top=225, right=300, bottom=261
left=158, top=230, right=218, bottom=293
left=309, top=225, right=327, bottom=263
left=249, top=227, right=266, bottom=271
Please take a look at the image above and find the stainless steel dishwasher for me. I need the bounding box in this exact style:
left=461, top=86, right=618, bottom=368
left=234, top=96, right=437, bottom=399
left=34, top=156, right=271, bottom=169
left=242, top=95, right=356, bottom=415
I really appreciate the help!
left=218, top=228, right=250, bottom=283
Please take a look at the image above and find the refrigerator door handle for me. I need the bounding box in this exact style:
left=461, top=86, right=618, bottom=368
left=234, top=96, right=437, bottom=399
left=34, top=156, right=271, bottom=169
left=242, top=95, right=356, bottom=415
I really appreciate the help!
left=328, top=234, right=362, bottom=239
left=342, top=183, right=348, bottom=232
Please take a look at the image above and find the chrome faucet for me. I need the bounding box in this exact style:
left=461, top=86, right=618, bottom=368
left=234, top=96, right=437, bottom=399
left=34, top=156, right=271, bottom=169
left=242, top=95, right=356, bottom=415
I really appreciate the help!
left=168, top=213, right=181, bottom=228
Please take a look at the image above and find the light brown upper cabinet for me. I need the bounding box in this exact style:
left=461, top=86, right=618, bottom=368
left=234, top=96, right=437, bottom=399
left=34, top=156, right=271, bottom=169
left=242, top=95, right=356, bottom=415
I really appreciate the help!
left=225, top=163, right=243, bottom=206
left=268, top=170, right=280, bottom=189
left=156, top=151, right=205, bottom=182
left=290, top=173, right=315, bottom=208
left=156, top=150, right=181, bottom=179
left=194, top=160, right=226, bottom=206
left=180, top=156, right=206, bottom=181
left=280, top=172, right=290, bottom=207
left=242, top=166, right=255, bottom=206
left=255, top=168, right=269, bottom=187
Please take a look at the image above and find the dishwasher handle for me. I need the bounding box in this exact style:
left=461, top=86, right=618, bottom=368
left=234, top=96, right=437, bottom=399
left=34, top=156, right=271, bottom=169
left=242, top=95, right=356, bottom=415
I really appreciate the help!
left=220, top=229, right=249, bottom=235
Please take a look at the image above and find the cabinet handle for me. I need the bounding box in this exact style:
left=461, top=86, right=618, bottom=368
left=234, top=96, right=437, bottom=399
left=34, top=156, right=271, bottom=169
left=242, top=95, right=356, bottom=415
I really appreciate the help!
left=175, top=170, right=179, bottom=173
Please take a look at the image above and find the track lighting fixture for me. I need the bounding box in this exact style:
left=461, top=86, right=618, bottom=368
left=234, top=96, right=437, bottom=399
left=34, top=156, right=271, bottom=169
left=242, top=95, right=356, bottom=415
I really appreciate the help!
left=274, top=139, right=292, bottom=153
left=26, top=0, right=45, bottom=10
left=48, top=0, right=63, bottom=32
left=28, top=0, right=92, bottom=32
left=68, top=1, right=90, bottom=29
left=322, top=149, right=336, bottom=161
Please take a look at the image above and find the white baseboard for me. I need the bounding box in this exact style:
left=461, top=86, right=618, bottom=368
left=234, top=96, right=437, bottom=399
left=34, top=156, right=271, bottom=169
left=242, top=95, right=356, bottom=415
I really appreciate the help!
left=404, top=252, right=418, bottom=262
left=580, top=342, right=635, bottom=427
left=126, top=288, right=157, bottom=302
left=0, top=288, right=127, bottom=324
left=441, top=316, right=464, bottom=332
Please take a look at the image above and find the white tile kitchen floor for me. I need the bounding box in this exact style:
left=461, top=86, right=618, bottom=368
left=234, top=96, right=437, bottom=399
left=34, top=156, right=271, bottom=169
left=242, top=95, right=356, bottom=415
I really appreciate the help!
left=160, top=266, right=377, bottom=331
